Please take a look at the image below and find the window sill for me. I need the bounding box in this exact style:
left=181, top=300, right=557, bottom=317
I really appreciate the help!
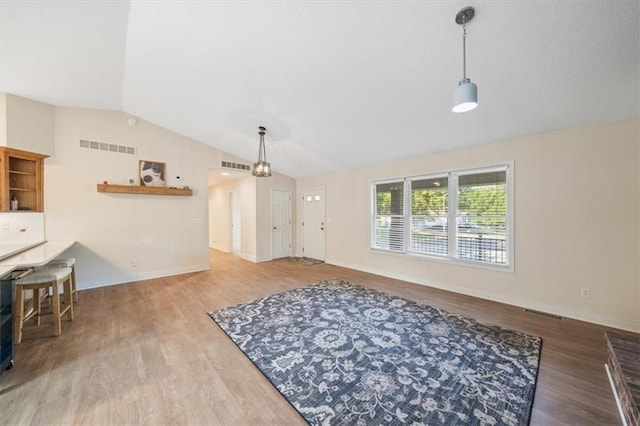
left=369, top=247, right=514, bottom=273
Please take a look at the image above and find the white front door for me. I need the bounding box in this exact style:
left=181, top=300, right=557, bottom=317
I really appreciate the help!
left=302, top=188, right=325, bottom=260
left=272, top=189, right=292, bottom=259
left=230, top=191, right=241, bottom=254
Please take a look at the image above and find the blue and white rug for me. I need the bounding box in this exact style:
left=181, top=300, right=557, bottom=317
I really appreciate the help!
left=209, top=279, right=541, bottom=425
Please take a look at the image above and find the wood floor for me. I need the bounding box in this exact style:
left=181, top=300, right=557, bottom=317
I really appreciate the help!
left=0, top=249, right=634, bottom=425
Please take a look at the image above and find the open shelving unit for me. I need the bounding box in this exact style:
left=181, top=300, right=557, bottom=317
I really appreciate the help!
left=96, top=184, right=193, bottom=196
left=0, top=147, right=47, bottom=212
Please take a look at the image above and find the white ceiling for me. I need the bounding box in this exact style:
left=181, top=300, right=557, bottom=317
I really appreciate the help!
left=1, top=1, right=638, bottom=179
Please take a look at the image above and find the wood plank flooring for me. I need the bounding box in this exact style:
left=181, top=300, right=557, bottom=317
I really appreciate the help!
left=0, top=249, right=635, bottom=425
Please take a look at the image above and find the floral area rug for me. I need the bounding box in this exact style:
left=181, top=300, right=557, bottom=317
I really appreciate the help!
left=208, top=279, right=542, bottom=425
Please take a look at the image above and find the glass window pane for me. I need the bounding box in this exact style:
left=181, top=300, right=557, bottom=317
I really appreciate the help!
left=457, top=170, right=507, bottom=264
left=374, top=181, right=404, bottom=252
left=410, top=177, right=448, bottom=255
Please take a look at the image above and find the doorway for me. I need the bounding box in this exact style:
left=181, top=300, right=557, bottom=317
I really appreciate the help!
left=302, top=188, right=325, bottom=260
left=230, top=191, right=241, bottom=254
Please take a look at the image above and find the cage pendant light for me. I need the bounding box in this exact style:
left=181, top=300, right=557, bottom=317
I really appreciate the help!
left=452, top=6, right=478, bottom=113
left=252, top=126, right=272, bottom=177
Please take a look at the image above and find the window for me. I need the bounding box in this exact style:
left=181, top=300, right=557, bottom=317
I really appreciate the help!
left=410, top=176, right=448, bottom=256
left=371, top=165, right=511, bottom=268
left=373, top=180, right=404, bottom=252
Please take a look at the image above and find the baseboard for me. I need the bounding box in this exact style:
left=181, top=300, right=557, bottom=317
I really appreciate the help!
left=78, top=263, right=211, bottom=290
left=324, top=258, right=640, bottom=333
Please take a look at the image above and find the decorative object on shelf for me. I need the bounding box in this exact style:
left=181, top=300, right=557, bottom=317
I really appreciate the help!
left=10, top=195, right=18, bottom=211
left=452, top=6, right=478, bottom=113
left=252, top=126, right=271, bottom=177
left=139, top=161, right=166, bottom=187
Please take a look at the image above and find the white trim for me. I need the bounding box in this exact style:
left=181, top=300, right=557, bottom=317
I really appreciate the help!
left=403, top=179, right=411, bottom=252
left=242, top=253, right=257, bottom=262
left=324, top=257, right=640, bottom=333
left=78, top=263, right=210, bottom=290
left=448, top=172, right=457, bottom=256
left=505, top=161, right=515, bottom=271
left=369, top=247, right=513, bottom=273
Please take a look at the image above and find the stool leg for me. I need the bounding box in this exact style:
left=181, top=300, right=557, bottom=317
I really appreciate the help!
left=71, top=266, right=78, bottom=302
left=33, top=288, right=42, bottom=325
left=14, top=287, right=25, bottom=344
left=51, top=281, right=62, bottom=336
left=63, top=275, right=73, bottom=321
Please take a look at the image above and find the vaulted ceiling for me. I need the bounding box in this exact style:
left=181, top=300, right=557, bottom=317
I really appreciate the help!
left=1, top=1, right=638, bottom=179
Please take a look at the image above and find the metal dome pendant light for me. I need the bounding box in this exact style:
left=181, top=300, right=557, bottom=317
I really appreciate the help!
left=452, top=6, right=478, bottom=113
left=252, top=126, right=272, bottom=177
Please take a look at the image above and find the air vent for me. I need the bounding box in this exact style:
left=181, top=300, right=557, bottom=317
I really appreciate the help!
left=79, top=139, right=136, bottom=155
left=524, top=308, right=562, bottom=320
left=221, top=160, right=251, bottom=171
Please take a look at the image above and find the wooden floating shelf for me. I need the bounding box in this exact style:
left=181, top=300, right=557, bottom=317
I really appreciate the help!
left=97, top=184, right=193, bottom=196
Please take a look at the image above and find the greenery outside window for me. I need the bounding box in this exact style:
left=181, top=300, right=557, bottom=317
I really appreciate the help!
left=371, top=165, right=512, bottom=268
left=373, top=180, right=405, bottom=252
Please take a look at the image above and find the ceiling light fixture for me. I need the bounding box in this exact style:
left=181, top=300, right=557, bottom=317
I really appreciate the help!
left=252, top=126, right=271, bottom=177
left=452, top=6, right=478, bottom=113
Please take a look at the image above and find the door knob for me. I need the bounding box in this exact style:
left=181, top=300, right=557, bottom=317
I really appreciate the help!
left=273, top=226, right=277, bottom=230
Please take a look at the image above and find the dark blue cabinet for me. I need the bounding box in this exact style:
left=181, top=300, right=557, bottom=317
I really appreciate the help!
left=0, top=273, right=14, bottom=372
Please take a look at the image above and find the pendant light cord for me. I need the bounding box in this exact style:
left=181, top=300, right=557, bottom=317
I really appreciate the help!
left=258, top=128, right=267, bottom=163
left=462, top=18, right=467, bottom=80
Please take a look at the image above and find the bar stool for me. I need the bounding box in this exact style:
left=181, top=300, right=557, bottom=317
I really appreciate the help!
left=39, top=258, right=78, bottom=302
left=14, top=267, right=73, bottom=343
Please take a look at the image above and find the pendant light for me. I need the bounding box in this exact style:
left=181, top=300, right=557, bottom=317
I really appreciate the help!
left=252, top=126, right=272, bottom=177
left=452, top=6, right=478, bottom=113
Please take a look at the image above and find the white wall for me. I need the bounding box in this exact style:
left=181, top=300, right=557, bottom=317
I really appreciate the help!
left=0, top=93, right=55, bottom=156
left=208, top=171, right=296, bottom=262
left=45, top=107, right=221, bottom=288
left=297, top=118, right=640, bottom=332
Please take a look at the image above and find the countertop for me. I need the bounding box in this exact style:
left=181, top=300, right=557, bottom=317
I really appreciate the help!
left=0, top=240, right=75, bottom=278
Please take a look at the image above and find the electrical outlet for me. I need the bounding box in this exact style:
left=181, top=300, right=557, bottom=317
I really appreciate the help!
left=580, top=288, right=591, bottom=299
left=131, top=258, right=137, bottom=267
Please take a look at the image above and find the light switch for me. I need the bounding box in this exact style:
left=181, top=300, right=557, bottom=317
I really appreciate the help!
left=0, top=222, right=9, bottom=230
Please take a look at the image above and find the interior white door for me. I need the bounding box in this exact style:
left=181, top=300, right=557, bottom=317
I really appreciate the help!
left=230, top=191, right=241, bottom=254
left=302, top=188, right=325, bottom=260
left=271, top=189, right=292, bottom=259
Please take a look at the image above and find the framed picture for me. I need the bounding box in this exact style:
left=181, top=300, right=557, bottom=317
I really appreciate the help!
left=139, top=160, right=166, bottom=187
